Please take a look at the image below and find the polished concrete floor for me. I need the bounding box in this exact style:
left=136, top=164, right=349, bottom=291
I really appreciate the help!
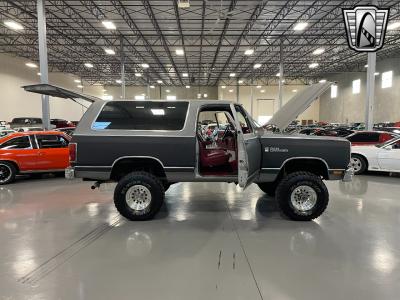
left=1, top=174, right=400, bottom=300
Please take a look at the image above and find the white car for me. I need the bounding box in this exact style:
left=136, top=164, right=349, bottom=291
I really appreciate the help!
left=351, top=137, right=400, bottom=174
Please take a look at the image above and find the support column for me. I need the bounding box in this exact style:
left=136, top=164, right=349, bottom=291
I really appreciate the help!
left=236, top=78, right=239, bottom=103
left=250, top=78, right=254, bottom=117
left=365, top=0, right=378, bottom=131
left=120, top=36, right=126, bottom=99
left=37, top=0, right=50, bottom=129
left=278, top=40, right=284, bottom=110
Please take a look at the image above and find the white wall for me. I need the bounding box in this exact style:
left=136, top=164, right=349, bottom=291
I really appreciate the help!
left=0, top=53, right=103, bottom=122
left=218, top=83, right=320, bottom=124
left=319, top=57, right=400, bottom=123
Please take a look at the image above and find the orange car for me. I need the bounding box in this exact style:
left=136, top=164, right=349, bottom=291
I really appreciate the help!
left=0, top=131, right=71, bottom=184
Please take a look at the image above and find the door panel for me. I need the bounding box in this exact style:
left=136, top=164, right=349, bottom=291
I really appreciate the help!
left=35, top=134, right=70, bottom=170
left=378, top=142, right=400, bottom=171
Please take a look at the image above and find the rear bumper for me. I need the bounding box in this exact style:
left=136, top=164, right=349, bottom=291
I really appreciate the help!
left=342, top=167, right=354, bottom=182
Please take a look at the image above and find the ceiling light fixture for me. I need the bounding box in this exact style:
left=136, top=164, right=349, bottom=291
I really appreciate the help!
left=309, top=63, right=319, bottom=69
left=84, top=63, right=93, bottom=68
left=293, top=22, right=308, bottom=31
left=185, top=85, right=190, bottom=89
left=229, top=73, right=236, bottom=77
left=292, top=89, right=297, bottom=92
left=176, top=49, right=184, bottom=56
left=166, top=89, right=170, bottom=93
left=319, top=79, right=327, bottom=83
left=37, top=72, right=41, bottom=76
left=4, top=20, right=24, bottom=30
left=387, top=22, right=400, bottom=30
left=77, top=85, right=83, bottom=88
left=141, top=63, right=149, bottom=68
left=238, top=80, right=243, bottom=84
left=116, top=79, right=122, bottom=84
left=229, top=89, right=234, bottom=92
left=276, top=72, right=280, bottom=77
left=102, top=20, right=116, bottom=30
left=135, top=73, right=142, bottom=77
left=221, top=86, right=226, bottom=89
left=256, top=85, right=262, bottom=88
left=157, top=80, right=163, bottom=84
left=25, top=62, right=37, bottom=68
left=150, top=85, right=155, bottom=88
left=253, top=63, right=262, bottom=69
left=104, top=48, right=115, bottom=55
left=244, top=49, right=254, bottom=55
left=313, top=48, right=325, bottom=55
left=182, top=73, right=188, bottom=77
left=74, top=79, right=81, bottom=83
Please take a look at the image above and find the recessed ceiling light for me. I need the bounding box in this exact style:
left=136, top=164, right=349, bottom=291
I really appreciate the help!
left=293, top=22, right=308, bottom=31
left=313, top=48, right=325, bottom=55
left=84, top=63, right=93, bottom=68
left=238, top=80, right=243, bottom=84
left=229, top=89, right=234, bottom=92
left=229, top=73, right=236, bottom=77
left=4, top=20, right=23, bottom=30
left=244, top=49, right=254, bottom=55
left=319, top=79, right=327, bottom=83
left=141, top=63, right=149, bottom=68
left=74, top=79, right=81, bottom=83
left=104, top=48, right=115, bottom=55
left=157, top=80, right=163, bottom=84
left=25, top=62, right=37, bottom=68
left=182, top=73, right=188, bottom=77
left=253, top=63, right=262, bottom=69
left=102, top=20, right=116, bottom=30
left=116, top=79, right=122, bottom=84
left=77, top=85, right=83, bottom=88
left=176, top=49, right=184, bottom=56
left=221, top=85, right=226, bottom=89
left=185, top=85, right=190, bottom=88
left=309, top=63, right=319, bottom=69
left=387, top=22, right=400, bottom=30
left=256, top=85, right=262, bottom=88
left=150, top=85, right=155, bottom=88
left=135, top=73, right=142, bottom=77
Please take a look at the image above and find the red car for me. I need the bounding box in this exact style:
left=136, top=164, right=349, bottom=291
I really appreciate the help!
left=50, top=118, right=74, bottom=128
left=0, top=131, right=70, bottom=184
left=346, top=131, right=398, bottom=146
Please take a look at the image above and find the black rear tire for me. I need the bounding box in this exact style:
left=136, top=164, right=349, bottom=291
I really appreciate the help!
left=257, top=182, right=276, bottom=196
left=275, top=171, right=329, bottom=221
left=114, top=171, right=165, bottom=221
left=0, top=161, right=17, bottom=185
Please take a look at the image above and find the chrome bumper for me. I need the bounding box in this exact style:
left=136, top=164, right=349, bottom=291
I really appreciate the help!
left=65, top=167, right=75, bottom=180
left=342, top=167, right=354, bottom=182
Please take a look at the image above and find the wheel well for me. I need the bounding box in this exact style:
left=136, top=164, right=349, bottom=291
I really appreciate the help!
left=279, top=159, right=329, bottom=180
left=352, top=153, right=369, bottom=168
left=0, top=160, right=19, bottom=172
left=110, top=158, right=166, bottom=181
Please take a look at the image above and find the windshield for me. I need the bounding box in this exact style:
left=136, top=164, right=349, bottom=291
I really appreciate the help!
left=376, top=137, right=400, bottom=148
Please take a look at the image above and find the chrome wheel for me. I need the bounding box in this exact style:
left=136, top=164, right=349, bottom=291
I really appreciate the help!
left=125, top=185, right=152, bottom=211
left=350, top=157, right=362, bottom=173
left=290, top=185, right=318, bottom=213
left=0, top=164, right=12, bottom=184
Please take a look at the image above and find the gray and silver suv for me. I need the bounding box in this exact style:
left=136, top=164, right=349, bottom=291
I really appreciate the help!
left=24, top=84, right=353, bottom=222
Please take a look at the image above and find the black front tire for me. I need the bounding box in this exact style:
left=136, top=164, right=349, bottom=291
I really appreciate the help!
left=114, top=171, right=165, bottom=221
left=275, top=171, right=329, bottom=221
left=257, top=182, right=276, bottom=196
left=0, top=161, right=17, bottom=185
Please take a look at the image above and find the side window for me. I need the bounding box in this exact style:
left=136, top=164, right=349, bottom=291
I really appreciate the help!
left=0, top=136, right=31, bottom=149
left=391, top=140, right=400, bottom=149
left=348, top=133, right=379, bottom=142
left=93, top=101, right=188, bottom=131
left=234, top=106, right=253, bottom=134
left=36, top=135, right=69, bottom=149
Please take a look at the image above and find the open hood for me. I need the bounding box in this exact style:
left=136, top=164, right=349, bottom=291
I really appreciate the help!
left=22, top=84, right=102, bottom=103
left=267, top=82, right=332, bottom=130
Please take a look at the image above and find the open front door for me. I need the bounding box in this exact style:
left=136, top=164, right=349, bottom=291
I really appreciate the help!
left=231, top=104, right=262, bottom=188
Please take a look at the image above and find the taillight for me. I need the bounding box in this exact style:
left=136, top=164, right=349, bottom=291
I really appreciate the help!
left=69, top=143, right=77, bottom=163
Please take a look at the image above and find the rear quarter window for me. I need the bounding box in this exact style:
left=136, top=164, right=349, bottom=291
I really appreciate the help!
left=93, top=101, right=189, bottom=131
left=347, top=132, right=380, bottom=142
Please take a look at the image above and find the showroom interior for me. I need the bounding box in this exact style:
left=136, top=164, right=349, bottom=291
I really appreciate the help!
left=1, top=0, right=400, bottom=299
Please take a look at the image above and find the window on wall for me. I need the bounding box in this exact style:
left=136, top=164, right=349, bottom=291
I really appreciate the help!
left=352, top=79, right=361, bottom=94
left=331, top=85, right=338, bottom=98
left=382, top=71, right=393, bottom=89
